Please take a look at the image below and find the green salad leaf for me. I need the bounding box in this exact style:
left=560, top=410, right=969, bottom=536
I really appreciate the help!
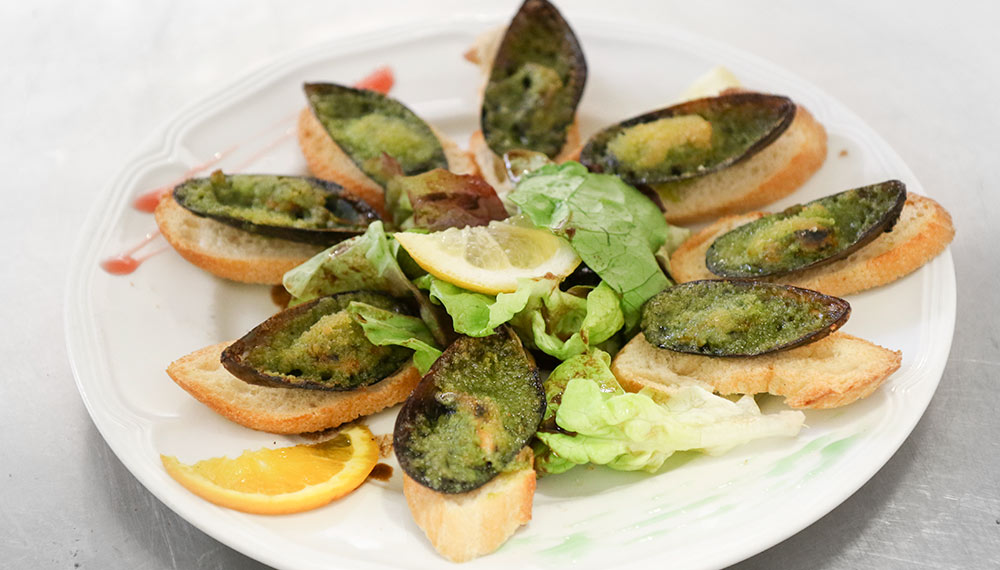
left=656, top=224, right=693, bottom=278
left=345, top=301, right=442, bottom=374
left=282, top=221, right=450, bottom=345
left=414, top=274, right=536, bottom=337
left=415, top=275, right=624, bottom=360
left=508, top=162, right=679, bottom=328
left=535, top=350, right=805, bottom=474
left=509, top=281, right=624, bottom=360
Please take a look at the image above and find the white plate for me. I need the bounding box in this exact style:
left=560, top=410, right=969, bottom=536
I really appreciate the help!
left=66, top=16, right=955, bottom=570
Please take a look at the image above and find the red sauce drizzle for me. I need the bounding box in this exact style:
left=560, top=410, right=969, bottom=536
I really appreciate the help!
left=354, top=66, right=395, bottom=94
left=100, top=230, right=165, bottom=275
left=230, top=131, right=295, bottom=173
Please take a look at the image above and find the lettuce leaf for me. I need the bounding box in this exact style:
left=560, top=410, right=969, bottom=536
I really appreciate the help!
left=509, top=281, right=624, bottom=360
left=508, top=162, right=679, bottom=329
left=345, top=301, right=442, bottom=374
left=656, top=224, right=693, bottom=278
left=282, top=221, right=450, bottom=345
left=413, top=274, right=537, bottom=337
left=415, top=275, right=624, bottom=360
left=535, top=350, right=805, bottom=474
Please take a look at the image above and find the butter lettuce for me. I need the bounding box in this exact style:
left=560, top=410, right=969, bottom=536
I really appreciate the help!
left=414, top=274, right=536, bottom=337
left=535, top=350, right=805, bottom=474
left=345, top=302, right=442, bottom=374
left=509, top=281, right=624, bottom=360
left=282, top=221, right=450, bottom=345
left=415, top=275, right=624, bottom=360
left=509, top=162, right=684, bottom=329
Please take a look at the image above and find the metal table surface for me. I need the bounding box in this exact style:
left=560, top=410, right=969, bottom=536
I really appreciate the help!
left=3, top=1, right=997, bottom=568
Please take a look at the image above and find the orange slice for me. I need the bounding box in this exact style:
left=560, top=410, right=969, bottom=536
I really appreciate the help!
left=161, top=424, right=378, bottom=514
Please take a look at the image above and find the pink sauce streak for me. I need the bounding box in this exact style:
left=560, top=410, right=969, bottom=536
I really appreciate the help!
left=354, top=66, right=395, bottom=94
left=230, top=131, right=295, bottom=172
left=131, top=111, right=301, bottom=213
left=100, top=230, right=167, bottom=275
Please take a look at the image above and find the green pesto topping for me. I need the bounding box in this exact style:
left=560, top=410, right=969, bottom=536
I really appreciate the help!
left=641, top=280, right=849, bottom=356
left=606, top=115, right=713, bottom=171
left=305, top=83, right=447, bottom=187
left=581, top=93, right=794, bottom=186
left=707, top=181, right=907, bottom=277
left=482, top=0, right=586, bottom=158
left=232, top=292, right=412, bottom=390
left=394, top=330, right=544, bottom=493
left=173, top=172, right=375, bottom=241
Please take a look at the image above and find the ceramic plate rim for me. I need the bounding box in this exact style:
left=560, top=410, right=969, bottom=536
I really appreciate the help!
left=65, top=14, right=956, bottom=570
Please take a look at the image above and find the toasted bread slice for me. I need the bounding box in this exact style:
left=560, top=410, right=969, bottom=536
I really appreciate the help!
left=669, top=192, right=955, bottom=297
left=611, top=332, right=901, bottom=409
left=402, top=447, right=535, bottom=563
left=166, top=341, right=421, bottom=434
left=297, top=108, right=476, bottom=218
left=659, top=103, right=827, bottom=225
left=463, top=25, right=504, bottom=73
left=154, top=194, right=321, bottom=285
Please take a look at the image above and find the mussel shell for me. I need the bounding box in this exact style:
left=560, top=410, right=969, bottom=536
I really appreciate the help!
left=394, top=327, right=545, bottom=494
left=481, top=0, right=587, bottom=158
left=580, top=92, right=795, bottom=186
left=641, top=280, right=850, bottom=357
left=173, top=173, right=379, bottom=245
left=221, top=291, right=414, bottom=390
left=706, top=180, right=907, bottom=278
left=304, top=82, right=448, bottom=187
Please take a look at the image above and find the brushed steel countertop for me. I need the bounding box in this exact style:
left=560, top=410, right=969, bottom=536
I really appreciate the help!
left=3, top=1, right=997, bottom=568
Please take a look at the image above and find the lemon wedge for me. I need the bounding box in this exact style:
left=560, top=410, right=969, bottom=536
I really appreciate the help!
left=677, top=66, right=741, bottom=102
left=394, top=221, right=580, bottom=294
left=161, top=424, right=378, bottom=515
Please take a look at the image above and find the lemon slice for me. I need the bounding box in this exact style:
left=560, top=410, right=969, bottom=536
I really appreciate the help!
left=394, top=221, right=580, bottom=294
left=161, top=424, right=378, bottom=515
left=677, top=66, right=741, bottom=102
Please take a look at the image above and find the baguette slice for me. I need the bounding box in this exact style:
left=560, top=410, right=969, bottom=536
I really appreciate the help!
left=611, top=332, right=901, bottom=409
left=463, top=25, right=504, bottom=75
left=402, top=447, right=535, bottom=563
left=166, top=341, right=421, bottom=434
left=154, top=194, right=322, bottom=285
left=659, top=103, right=828, bottom=225
left=670, top=192, right=955, bottom=297
left=297, top=108, right=477, bottom=218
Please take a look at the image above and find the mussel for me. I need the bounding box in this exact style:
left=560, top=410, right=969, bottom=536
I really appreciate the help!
left=641, top=280, right=850, bottom=357
left=394, top=327, right=545, bottom=493
left=305, top=83, right=448, bottom=187
left=481, top=0, right=587, bottom=158
left=706, top=180, right=907, bottom=278
left=580, top=92, right=795, bottom=188
left=221, top=291, right=414, bottom=390
left=173, top=172, right=380, bottom=245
